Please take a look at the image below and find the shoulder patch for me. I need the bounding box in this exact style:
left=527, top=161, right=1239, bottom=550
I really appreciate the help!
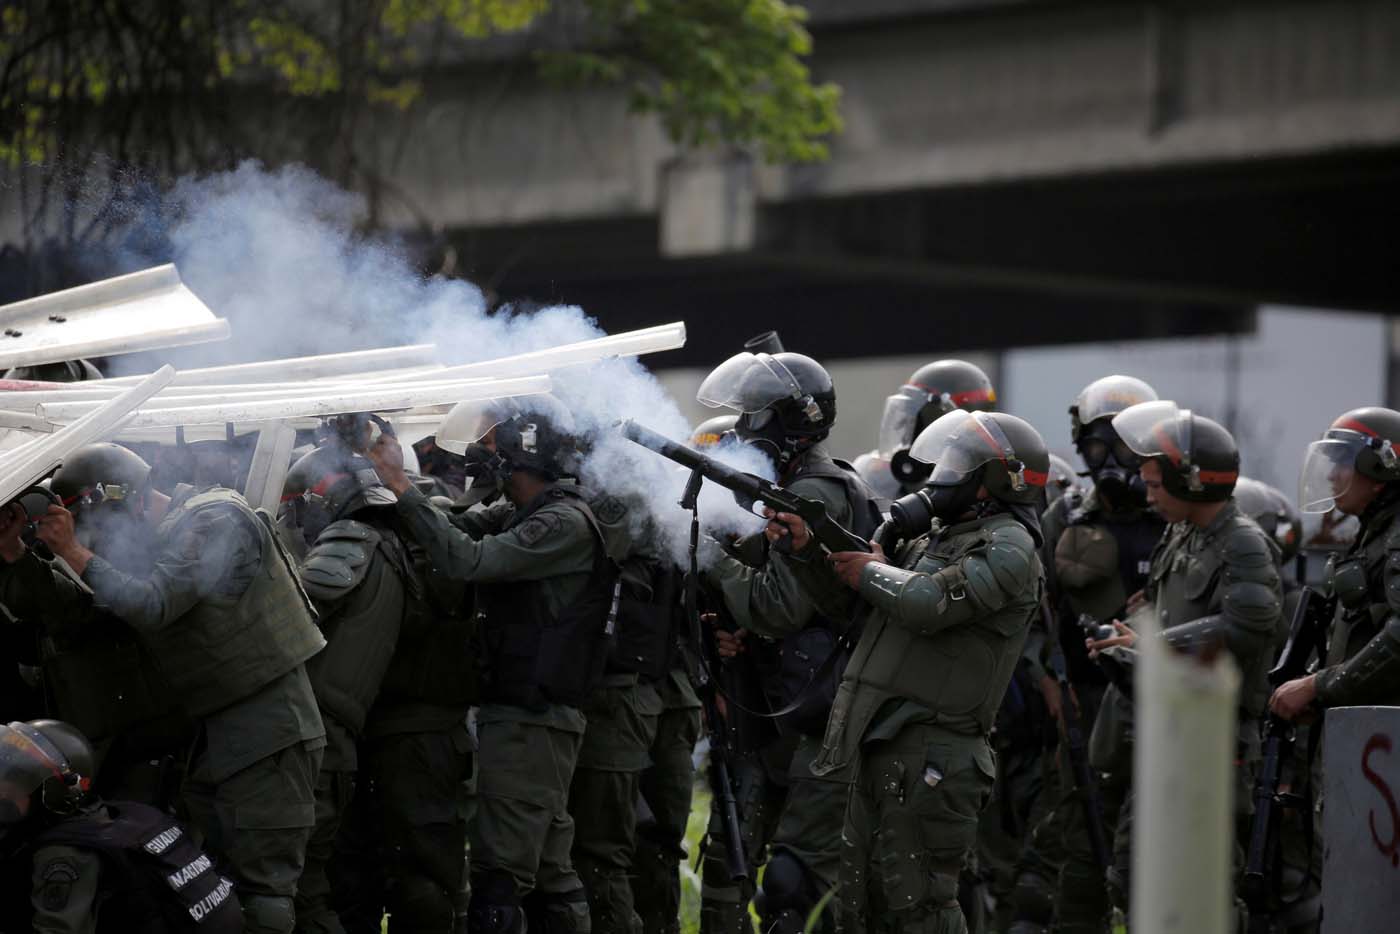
left=517, top=511, right=564, bottom=547
left=300, top=521, right=380, bottom=601
left=37, top=858, right=78, bottom=912
left=590, top=494, right=628, bottom=526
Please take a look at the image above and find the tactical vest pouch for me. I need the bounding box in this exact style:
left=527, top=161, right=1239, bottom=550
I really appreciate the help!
left=776, top=625, right=844, bottom=737
left=485, top=496, right=621, bottom=710
left=611, top=569, right=678, bottom=681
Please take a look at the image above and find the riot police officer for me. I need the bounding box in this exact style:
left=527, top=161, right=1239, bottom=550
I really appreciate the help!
left=1090, top=401, right=1281, bottom=916
left=0, top=718, right=240, bottom=933
left=815, top=408, right=1049, bottom=934
left=282, top=440, right=477, bottom=934
left=1271, top=406, right=1400, bottom=717
left=364, top=394, right=625, bottom=934
left=698, top=349, right=883, bottom=933
left=1017, top=375, right=1165, bottom=934
left=34, top=442, right=327, bottom=934
left=853, top=359, right=997, bottom=501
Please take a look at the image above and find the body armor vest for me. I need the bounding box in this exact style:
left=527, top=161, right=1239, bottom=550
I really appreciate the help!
left=611, top=559, right=681, bottom=682
left=477, top=489, right=620, bottom=711
left=377, top=527, right=480, bottom=708
left=31, top=803, right=241, bottom=933
left=303, top=519, right=411, bottom=735
left=149, top=490, right=325, bottom=718
left=1055, top=496, right=1163, bottom=685
left=774, top=456, right=883, bottom=736
left=847, top=515, right=1038, bottom=735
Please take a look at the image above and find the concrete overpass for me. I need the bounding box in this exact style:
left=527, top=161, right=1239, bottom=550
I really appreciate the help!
left=361, top=0, right=1400, bottom=368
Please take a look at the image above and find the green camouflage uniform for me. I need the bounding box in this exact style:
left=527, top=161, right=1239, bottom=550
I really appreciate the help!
left=391, top=482, right=626, bottom=934
left=705, top=446, right=867, bottom=931
left=1314, top=491, right=1400, bottom=708
left=812, top=512, right=1042, bottom=934
left=1108, top=500, right=1281, bottom=911
left=81, top=486, right=328, bottom=934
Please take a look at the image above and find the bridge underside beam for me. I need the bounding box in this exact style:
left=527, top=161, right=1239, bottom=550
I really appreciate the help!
left=444, top=149, right=1396, bottom=367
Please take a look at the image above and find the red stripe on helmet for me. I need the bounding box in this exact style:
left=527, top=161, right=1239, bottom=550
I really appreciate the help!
left=1022, top=468, right=1049, bottom=487
left=1335, top=417, right=1379, bottom=437
left=909, top=384, right=995, bottom=407
left=1198, top=469, right=1239, bottom=485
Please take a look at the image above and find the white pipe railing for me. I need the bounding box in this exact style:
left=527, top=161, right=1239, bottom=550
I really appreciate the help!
left=0, top=366, right=176, bottom=506
left=97, top=344, right=440, bottom=387
left=0, top=265, right=228, bottom=370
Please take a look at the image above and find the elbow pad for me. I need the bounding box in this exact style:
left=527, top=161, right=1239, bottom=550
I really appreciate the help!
left=1316, top=615, right=1400, bottom=708
left=1161, top=614, right=1271, bottom=658
left=860, top=561, right=960, bottom=632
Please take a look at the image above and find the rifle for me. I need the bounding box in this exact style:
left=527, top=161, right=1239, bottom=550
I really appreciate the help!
left=1044, top=602, right=1111, bottom=872
left=1241, top=586, right=1332, bottom=928
left=620, top=420, right=870, bottom=555
left=680, top=468, right=749, bottom=882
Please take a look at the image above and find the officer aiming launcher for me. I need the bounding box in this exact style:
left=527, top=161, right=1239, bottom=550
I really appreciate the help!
left=618, top=419, right=871, bottom=554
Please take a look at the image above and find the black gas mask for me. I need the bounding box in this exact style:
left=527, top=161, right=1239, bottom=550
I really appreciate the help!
left=887, top=469, right=986, bottom=540
left=734, top=408, right=791, bottom=473
left=460, top=443, right=511, bottom=507
left=1078, top=425, right=1146, bottom=510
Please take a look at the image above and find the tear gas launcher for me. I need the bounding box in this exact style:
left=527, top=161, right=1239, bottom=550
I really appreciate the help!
left=619, top=419, right=870, bottom=554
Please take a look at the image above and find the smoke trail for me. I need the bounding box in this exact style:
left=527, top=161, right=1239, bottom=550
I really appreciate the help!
left=97, top=160, right=765, bottom=564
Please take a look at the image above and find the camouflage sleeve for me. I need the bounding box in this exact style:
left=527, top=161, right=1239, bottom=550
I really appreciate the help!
left=859, top=520, right=1041, bottom=637
left=706, top=475, right=854, bottom=639
left=82, top=504, right=262, bottom=634
left=1316, top=532, right=1400, bottom=707
left=1162, top=523, right=1280, bottom=669
left=395, top=485, right=596, bottom=583
left=30, top=844, right=101, bottom=934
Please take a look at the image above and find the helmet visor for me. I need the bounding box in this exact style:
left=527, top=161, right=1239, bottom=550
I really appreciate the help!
left=909, top=410, right=1013, bottom=485
left=435, top=400, right=507, bottom=455
left=1299, top=432, right=1368, bottom=513
left=1072, top=375, right=1159, bottom=429
left=697, top=352, right=803, bottom=414
left=1110, top=400, right=1189, bottom=463
left=0, top=726, right=59, bottom=820
left=878, top=388, right=926, bottom=459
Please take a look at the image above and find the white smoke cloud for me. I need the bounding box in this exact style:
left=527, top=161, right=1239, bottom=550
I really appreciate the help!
left=107, top=160, right=766, bottom=564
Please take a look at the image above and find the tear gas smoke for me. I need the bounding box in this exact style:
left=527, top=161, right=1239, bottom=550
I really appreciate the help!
left=93, top=161, right=765, bottom=565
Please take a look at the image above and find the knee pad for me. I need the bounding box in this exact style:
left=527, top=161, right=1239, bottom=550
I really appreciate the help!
left=1011, top=868, right=1055, bottom=925
left=468, top=871, right=523, bottom=934
left=388, top=874, right=455, bottom=933
left=753, top=850, right=821, bottom=934
left=241, top=893, right=297, bottom=934
left=522, top=887, right=591, bottom=934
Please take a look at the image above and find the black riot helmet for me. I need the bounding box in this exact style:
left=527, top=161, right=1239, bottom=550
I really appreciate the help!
left=283, top=443, right=396, bottom=543
left=889, top=410, right=1049, bottom=540
left=697, top=351, right=835, bottom=473
left=1069, top=375, right=1159, bottom=510
left=0, top=720, right=96, bottom=847
left=879, top=360, right=996, bottom=488
left=1233, top=476, right=1302, bottom=564
left=1298, top=407, right=1400, bottom=514
left=436, top=393, right=579, bottom=503
left=1112, top=401, right=1239, bottom=503
left=49, top=442, right=152, bottom=512
left=2, top=359, right=102, bottom=383
left=689, top=414, right=739, bottom=450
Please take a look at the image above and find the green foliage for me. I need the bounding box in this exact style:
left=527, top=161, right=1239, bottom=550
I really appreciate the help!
left=544, top=0, right=842, bottom=163
left=0, top=0, right=839, bottom=243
